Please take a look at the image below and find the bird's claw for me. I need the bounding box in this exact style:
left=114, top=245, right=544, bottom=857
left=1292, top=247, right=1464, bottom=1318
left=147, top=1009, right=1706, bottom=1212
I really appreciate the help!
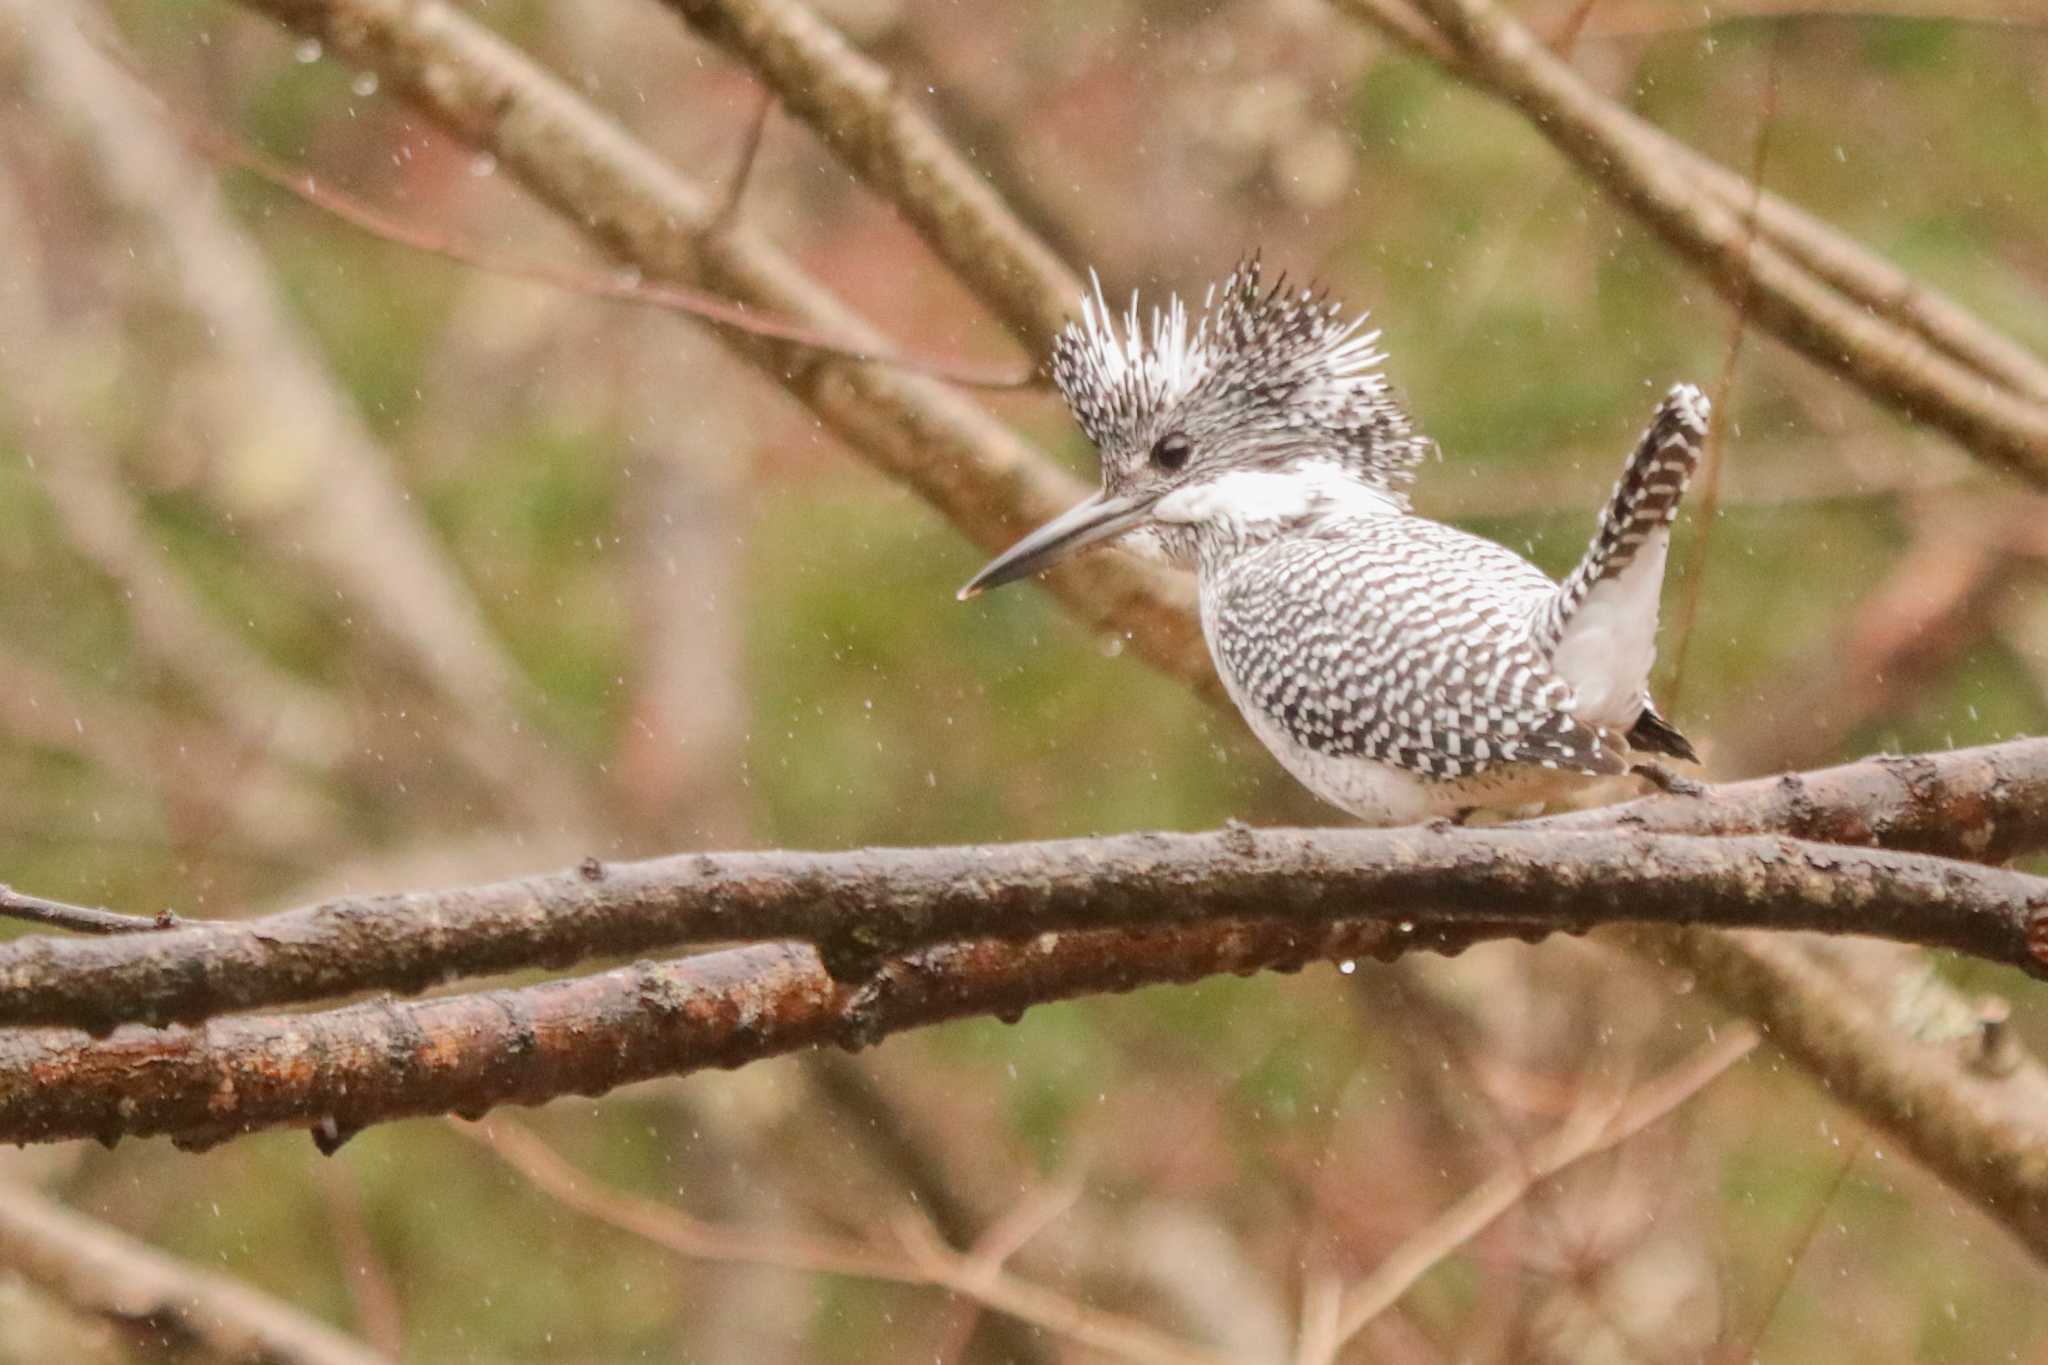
left=1631, top=763, right=1705, bottom=798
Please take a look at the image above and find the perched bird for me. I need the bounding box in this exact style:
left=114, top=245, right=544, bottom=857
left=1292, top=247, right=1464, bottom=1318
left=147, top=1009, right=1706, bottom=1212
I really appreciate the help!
left=959, top=256, right=1705, bottom=825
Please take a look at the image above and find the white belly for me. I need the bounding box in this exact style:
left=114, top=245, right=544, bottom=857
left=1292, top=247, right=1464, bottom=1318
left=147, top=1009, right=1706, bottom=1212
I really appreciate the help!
left=1233, top=695, right=1596, bottom=823
left=1206, top=622, right=1606, bottom=824
left=1234, top=692, right=1440, bottom=822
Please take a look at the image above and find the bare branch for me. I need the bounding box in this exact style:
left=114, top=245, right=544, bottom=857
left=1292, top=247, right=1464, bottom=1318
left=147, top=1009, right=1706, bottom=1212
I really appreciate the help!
left=804, top=1052, right=1061, bottom=1365
left=461, top=1119, right=1225, bottom=1365
left=4, top=730, right=2048, bottom=1267
left=1338, top=0, right=2048, bottom=483
left=0, top=887, right=206, bottom=938
left=1630, top=926, right=2048, bottom=1271
left=7, top=757, right=2048, bottom=1032
left=0, top=654, right=327, bottom=869
left=1714, top=496, right=2013, bottom=774
left=122, top=0, right=2048, bottom=1286
left=1666, top=31, right=1780, bottom=708
left=10, top=0, right=594, bottom=829
left=313, top=1159, right=407, bottom=1357
left=173, top=104, right=1032, bottom=390
left=0, top=921, right=1600, bottom=1150
left=0, top=129, right=353, bottom=782
left=1346, top=0, right=2048, bottom=407
left=1307, top=1025, right=1759, bottom=1363
left=662, top=0, right=1083, bottom=352
left=0, top=1178, right=394, bottom=1365
left=1530, top=735, right=2048, bottom=860
left=456, top=1115, right=912, bottom=1283
left=229, top=0, right=1218, bottom=703
left=892, top=1215, right=1233, bottom=1365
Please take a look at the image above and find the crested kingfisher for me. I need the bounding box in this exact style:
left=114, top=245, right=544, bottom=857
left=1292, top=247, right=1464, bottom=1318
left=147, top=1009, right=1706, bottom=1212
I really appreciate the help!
left=960, top=256, right=1704, bottom=825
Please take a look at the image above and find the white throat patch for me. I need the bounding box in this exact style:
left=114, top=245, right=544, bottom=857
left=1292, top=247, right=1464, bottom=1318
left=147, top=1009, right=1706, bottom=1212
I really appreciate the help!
left=1152, top=462, right=1406, bottom=529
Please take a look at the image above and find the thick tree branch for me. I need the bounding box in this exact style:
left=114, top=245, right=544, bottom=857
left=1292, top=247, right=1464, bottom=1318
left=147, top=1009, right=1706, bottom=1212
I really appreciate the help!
left=1532, top=735, right=2048, bottom=860
left=0, top=1178, right=393, bottom=1365
left=0, top=921, right=1464, bottom=1150
left=7, top=758, right=2048, bottom=1033
left=8, top=743, right=2048, bottom=1265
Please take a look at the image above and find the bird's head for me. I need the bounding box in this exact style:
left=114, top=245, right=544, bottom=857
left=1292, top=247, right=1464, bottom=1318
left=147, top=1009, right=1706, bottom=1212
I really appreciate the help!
left=959, top=255, right=1427, bottom=599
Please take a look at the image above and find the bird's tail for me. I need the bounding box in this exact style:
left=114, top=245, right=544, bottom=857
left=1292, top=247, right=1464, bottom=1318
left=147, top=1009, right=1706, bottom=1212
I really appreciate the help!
left=1537, top=384, right=1709, bottom=731
left=1539, top=385, right=1709, bottom=652
left=1555, top=384, right=1708, bottom=634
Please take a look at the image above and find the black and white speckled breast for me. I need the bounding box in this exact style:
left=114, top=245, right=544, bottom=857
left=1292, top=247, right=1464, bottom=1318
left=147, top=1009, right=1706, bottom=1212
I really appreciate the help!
left=1200, top=516, right=1625, bottom=787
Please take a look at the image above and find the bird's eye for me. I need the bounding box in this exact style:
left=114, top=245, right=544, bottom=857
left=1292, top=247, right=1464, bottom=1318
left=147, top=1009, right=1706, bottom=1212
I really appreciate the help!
left=1151, top=433, right=1192, bottom=472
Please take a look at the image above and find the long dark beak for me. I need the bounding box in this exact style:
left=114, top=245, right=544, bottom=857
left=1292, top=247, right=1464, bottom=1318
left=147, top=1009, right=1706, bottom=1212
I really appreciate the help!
left=957, top=490, right=1152, bottom=600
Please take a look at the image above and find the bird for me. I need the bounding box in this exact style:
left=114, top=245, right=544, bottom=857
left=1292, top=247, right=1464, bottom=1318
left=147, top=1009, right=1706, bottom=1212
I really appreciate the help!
left=958, top=255, right=1706, bottom=826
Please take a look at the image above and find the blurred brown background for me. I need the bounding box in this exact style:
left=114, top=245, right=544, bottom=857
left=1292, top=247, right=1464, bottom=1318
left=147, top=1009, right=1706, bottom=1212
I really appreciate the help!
left=4, top=0, right=2048, bottom=1360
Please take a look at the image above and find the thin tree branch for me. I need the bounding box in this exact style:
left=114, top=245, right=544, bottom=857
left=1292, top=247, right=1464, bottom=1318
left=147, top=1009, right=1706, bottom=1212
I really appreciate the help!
left=1628, top=926, right=2048, bottom=1273
left=706, top=83, right=774, bottom=231
left=313, top=1159, right=407, bottom=1357
left=1337, top=0, right=2048, bottom=480
left=0, top=1178, right=395, bottom=1365
left=229, top=0, right=1219, bottom=704
left=661, top=0, right=1083, bottom=352
left=456, top=1115, right=912, bottom=1284
left=0, top=653, right=325, bottom=871
left=7, top=775, right=2048, bottom=1032
left=1345, top=0, right=2048, bottom=407
left=0, top=887, right=207, bottom=938
left=171, top=103, right=1032, bottom=390
left=460, top=1119, right=1225, bottom=1365
left=804, top=1053, right=1060, bottom=1365
left=0, top=130, right=354, bottom=783
left=1666, top=30, right=1779, bottom=710
left=1728, top=1131, right=1864, bottom=1365
left=1716, top=495, right=2014, bottom=774
left=892, top=1215, right=1236, bottom=1365
left=1307, top=1024, right=1759, bottom=1364
left=1569, top=0, right=2048, bottom=37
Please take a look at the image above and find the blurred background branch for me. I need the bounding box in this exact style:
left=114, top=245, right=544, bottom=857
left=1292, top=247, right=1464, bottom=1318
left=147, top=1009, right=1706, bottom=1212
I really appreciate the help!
left=0, top=1176, right=394, bottom=1365
left=233, top=0, right=1221, bottom=703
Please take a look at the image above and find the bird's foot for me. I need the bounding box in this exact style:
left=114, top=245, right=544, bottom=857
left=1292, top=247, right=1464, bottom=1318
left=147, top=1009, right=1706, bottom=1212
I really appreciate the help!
left=1631, top=762, right=1705, bottom=798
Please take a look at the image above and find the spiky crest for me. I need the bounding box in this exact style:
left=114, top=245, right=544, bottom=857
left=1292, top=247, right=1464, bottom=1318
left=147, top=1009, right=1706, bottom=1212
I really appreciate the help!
left=1048, top=254, right=1429, bottom=503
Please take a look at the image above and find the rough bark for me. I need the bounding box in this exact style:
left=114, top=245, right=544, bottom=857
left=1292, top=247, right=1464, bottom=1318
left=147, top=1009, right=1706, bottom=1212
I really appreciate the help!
left=0, top=920, right=1454, bottom=1150
left=6, top=799, right=2048, bottom=1034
